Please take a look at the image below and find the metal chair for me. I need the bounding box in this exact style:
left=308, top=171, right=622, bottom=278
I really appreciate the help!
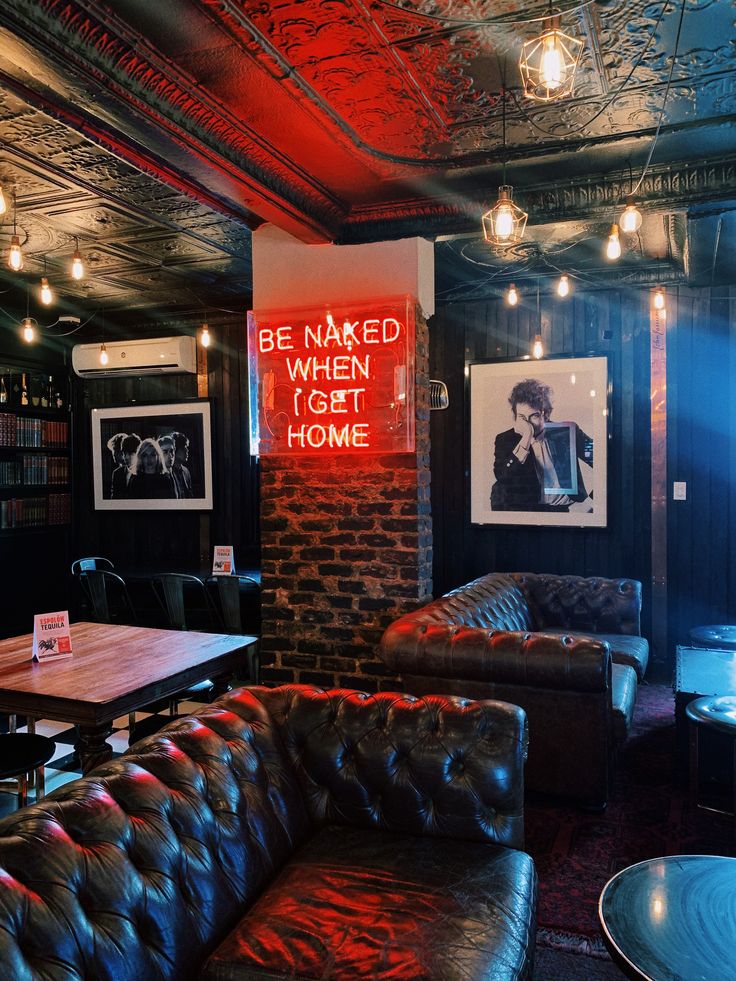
left=205, top=575, right=261, bottom=683
left=0, top=733, right=56, bottom=808
left=149, top=573, right=218, bottom=715
left=81, top=569, right=137, bottom=626
left=152, top=574, right=220, bottom=632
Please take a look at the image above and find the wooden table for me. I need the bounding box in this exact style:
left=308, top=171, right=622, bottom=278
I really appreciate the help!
left=0, top=622, right=257, bottom=773
left=599, top=855, right=736, bottom=980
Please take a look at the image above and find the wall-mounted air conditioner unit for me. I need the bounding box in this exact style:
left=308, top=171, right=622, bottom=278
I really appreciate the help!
left=72, top=335, right=197, bottom=377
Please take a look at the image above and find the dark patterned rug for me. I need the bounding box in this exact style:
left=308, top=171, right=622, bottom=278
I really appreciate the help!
left=526, top=682, right=734, bottom=964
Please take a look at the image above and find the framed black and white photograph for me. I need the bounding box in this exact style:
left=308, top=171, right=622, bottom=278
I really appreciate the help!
left=470, top=356, right=608, bottom=527
left=91, top=400, right=213, bottom=511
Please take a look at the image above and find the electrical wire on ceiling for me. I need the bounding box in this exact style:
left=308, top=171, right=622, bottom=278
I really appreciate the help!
left=0, top=304, right=98, bottom=335
left=630, top=0, right=687, bottom=194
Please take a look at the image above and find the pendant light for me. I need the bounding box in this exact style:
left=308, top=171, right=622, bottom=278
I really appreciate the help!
left=619, top=195, right=643, bottom=234
left=506, top=283, right=519, bottom=306
left=21, top=318, right=35, bottom=343
left=556, top=274, right=570, bottom=298
left=39, top=258, right=53, bottom=305
left=531, top=280, right=544, bottom=359
left=605, top=224, right=622, bottom=261
left=200, top=322, right=211, bottom=348
left=71, top=237, right=85, bottom=280
left=519, top=9, right=583, bottom=102
left=99, top=343, right=109, bottom=366
left=653, top=287, right=666, bottom=312
left=7, top=192, right=23, bottom=271
left=482, top=88, right=528, bottom=246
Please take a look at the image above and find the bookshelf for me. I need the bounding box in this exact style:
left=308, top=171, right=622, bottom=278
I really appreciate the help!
left=0, top=366, right=71, bottom=531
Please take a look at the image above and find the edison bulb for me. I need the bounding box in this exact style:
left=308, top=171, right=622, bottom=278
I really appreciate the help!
left=71, top=249, right=85, bottom=280
left=507, top=284, right=519, bottom=306
left=201, top=324, right=211, bottom=348
left=606, top=224, right=621, bottom=261
left=494, top=204, right=514, bottom=241
left=0, top=186, right=6, bottom=216
left=8, top=235, right=23, bottom=271
left=99, top=344, right=109, bottom=366
left=40, top=276, right=53, bottom=305
left=540, top=34, right=565, bottom=90
left=532, top=334, right=544, bottom=360
left=557, top=274, right=570, bottom=298
left=620, top=203, right=642, bottom=234
left=22, top=318, right=34, bottom=343
left=653, top=287, right=666, bottom=311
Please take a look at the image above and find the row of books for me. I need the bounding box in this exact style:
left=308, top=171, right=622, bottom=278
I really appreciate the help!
left=0, top=415, right=69, bottom=448
left=0, top=456, right=70, bottom=486
left=0, top=493, right=71, bottom=528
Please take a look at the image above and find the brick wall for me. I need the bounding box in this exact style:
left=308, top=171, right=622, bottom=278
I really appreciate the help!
left=259, top=308, right=431, bottom=690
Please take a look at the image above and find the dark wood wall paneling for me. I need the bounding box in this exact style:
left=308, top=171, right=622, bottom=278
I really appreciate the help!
left=666, top=287, right=736, bottom=659
left=429, top=289, right=656, bottom=661
left=71, top=318, right=259, bottom=573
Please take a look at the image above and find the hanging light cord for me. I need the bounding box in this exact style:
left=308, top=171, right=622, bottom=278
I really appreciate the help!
left=631, top=0, right=687, bottom=195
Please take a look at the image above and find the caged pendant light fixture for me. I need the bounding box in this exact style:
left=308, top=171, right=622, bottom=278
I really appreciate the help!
left=519, top=6, right=584, bottom=102
left=482, top=88, right=528, bottom=246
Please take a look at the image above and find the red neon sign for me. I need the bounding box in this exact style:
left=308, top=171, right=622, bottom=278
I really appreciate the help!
left=248, top=299, right=415, bottom=455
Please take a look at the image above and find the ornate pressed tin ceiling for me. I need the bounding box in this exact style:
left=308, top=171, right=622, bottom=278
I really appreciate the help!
left=0, top=0, right=734, bottom=308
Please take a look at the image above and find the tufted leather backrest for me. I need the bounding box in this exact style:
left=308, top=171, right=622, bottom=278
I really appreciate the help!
left=405, top=573, right=534, bottom=632
left=253, top=686, right=528, bottom=850
left=511, top=573, right=642, bottom=635
left=0, top=691, right=312, bottom=981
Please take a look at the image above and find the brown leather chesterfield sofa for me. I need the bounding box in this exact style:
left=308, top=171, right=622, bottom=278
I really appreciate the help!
left=379, top=572, right=647, bottom=807
left=0, top=685, right=538, bottom=981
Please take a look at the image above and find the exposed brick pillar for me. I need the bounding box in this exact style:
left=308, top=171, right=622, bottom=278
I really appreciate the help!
left=260, top=308, right=431, bottom=690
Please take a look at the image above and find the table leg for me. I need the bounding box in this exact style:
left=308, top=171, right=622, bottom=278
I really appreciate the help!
left=76, top=723, right=114, bottom=774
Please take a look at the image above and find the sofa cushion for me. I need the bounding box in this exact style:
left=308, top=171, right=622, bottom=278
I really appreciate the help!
left=202, top=825, right=538, bottom=981
left=611, top=663, right=638, bottom=746
left=540, top=630, right=648, bottom=681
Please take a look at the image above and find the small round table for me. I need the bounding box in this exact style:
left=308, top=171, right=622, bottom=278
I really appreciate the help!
left=599, top=855, right=736, bottom=980
left=686, top=695, right=736, bottom=818
left=689, top=624, right=736, bottom=650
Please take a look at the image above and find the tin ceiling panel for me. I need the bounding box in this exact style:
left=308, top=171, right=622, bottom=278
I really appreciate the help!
left=0, top=0, right=732, bottom=305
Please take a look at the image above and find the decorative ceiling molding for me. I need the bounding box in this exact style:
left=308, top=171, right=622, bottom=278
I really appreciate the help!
left=340, top=155, right=736, bottom=242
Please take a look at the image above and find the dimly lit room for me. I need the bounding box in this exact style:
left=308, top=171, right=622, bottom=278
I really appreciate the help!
left=0, top=1, right=733, bottom=978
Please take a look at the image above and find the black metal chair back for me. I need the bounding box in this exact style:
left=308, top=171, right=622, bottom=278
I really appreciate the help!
left=82, top=569, right=137, bottom=625
left=205, top=575, right=261, bottom=683
left=152, top=574, right=220, bottom=632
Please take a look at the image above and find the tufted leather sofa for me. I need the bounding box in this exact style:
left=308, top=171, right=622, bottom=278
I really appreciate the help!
left=0, top=685, right=538, bottom=981
left=379, top=573, right=646, bottom=807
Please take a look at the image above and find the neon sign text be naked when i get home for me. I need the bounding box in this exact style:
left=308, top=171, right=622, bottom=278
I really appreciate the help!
left=248, top=299, right=416, bottom=455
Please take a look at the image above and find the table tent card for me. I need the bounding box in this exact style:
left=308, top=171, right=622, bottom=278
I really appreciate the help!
left=32, top=610, right=73, bottom=662
left=212, top=545, right=235, bottom=575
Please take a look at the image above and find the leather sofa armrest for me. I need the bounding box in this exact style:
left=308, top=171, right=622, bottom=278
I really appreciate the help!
left=511, top=573, right=642, bottom=636
left=380, top=620, right=611, bottom=693
left=255, top=686, right=529, bottom=850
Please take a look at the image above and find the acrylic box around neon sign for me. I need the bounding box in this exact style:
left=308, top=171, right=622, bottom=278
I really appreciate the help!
left=248, top=298, right=416, bottom=455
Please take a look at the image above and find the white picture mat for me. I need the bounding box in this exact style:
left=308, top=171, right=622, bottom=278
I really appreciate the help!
left=470, top=356, right=608, bottom=527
